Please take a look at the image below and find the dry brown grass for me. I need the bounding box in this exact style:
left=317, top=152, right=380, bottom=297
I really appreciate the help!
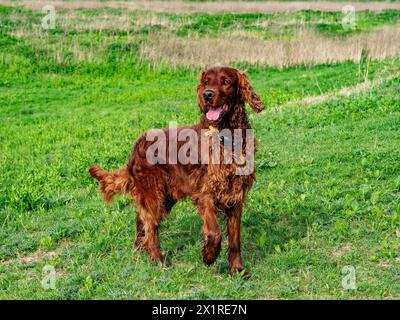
left=8, top=7, right=182, bottom=33
left=58, top=11, right=132, bottom=31
left=140, top=26, right=400, bottom=68
left=2, top=0, right=400, bottom=13
left=4, top=1, right=400, bottom=68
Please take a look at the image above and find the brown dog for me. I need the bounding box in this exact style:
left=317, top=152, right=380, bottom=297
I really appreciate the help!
left=89, top=66, right=264, bottom=275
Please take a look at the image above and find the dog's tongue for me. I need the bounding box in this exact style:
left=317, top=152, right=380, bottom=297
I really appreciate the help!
left=206, top=104, right=228, bottom=121
left=206, top=108, right=222, bottom=121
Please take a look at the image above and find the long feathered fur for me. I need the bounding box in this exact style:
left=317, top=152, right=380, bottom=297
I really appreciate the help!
left=88, top=66, right=263, bottom=275
left=89, top=165, right=134, bottom=203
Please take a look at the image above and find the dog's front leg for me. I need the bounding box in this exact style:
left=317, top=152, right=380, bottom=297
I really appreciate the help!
left=197, top=195, right=222, bottom=265
left=226, top=204, right=250, bottom=277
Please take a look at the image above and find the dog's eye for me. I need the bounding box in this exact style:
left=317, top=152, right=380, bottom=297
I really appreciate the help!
left=223, top=79, right=231, bottom=86
left=204, top=80, right=209, bottom=85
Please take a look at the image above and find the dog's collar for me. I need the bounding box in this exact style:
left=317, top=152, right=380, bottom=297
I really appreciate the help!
left=204, top=125, right=235, bottom=146
left=204, top=125, right=219, bottom=137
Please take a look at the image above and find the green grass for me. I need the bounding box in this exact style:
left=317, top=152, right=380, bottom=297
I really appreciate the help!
left=0, top=5, right=400, bottom=299
left=166, top=10, right=400, bottom=38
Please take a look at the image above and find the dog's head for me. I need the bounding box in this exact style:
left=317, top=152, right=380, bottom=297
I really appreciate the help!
left=197, top=66, right=264, bottom=126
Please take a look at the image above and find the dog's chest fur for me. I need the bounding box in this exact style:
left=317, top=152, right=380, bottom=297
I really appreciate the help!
left=201, top=130, right=255, bottom=209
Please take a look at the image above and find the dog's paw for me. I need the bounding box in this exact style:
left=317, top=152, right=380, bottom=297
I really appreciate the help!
left=202, top=247, right=220, bottom=265
left=202, top=250, right=218, bottom=265
left=229, top=267, right=251, bottom=279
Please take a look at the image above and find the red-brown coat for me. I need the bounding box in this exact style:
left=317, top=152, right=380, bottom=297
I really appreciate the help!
left=89, top=66, right=264, bottom=276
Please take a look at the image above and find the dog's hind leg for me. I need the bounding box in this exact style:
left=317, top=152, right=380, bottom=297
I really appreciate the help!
left=134, top=214, right=146, bottom=251
left=137, top=203, right=169, bottom=266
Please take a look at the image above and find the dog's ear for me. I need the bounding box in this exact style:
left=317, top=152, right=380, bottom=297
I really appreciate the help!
left=237, top=71, right=264, bottom=113
left=197, top=68, right=207, bottom=90
left=197, top=68, right=207, bottom=109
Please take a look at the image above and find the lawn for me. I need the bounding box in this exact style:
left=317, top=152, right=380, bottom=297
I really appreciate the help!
left=0, top=3, right=399, bottom=299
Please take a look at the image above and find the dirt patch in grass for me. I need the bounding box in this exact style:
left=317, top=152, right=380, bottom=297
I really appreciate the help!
left=17, top=249, right=61, bottom=264
left=331, top=243, right=354, bottom=259
left=1, top=241, right=70, bottom=266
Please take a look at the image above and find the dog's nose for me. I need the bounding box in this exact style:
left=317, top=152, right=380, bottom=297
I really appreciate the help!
left=202, top=90, right=215, bottom=100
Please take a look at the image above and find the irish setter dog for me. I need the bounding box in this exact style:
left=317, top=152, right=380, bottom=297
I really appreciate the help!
left=89, top=66, right=264, bottom=276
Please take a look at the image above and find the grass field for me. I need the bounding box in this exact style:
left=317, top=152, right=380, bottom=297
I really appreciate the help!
left=0, top=2, right=399, bottom=299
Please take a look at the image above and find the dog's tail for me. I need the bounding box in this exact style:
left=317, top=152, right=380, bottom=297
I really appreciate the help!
left=89, top=165, right=134, bottom=203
